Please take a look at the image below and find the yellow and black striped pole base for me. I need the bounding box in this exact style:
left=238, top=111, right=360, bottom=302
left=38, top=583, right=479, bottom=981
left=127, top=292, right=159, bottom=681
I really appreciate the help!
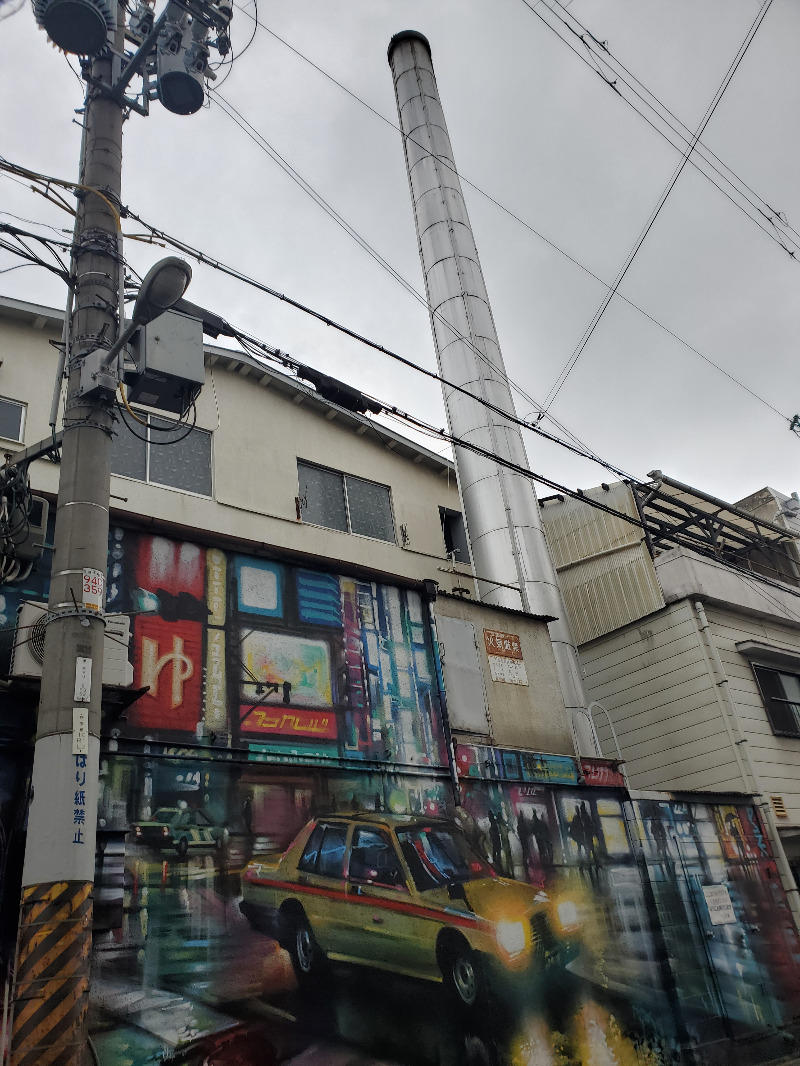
left=11, top=881, right=93, bottom=1066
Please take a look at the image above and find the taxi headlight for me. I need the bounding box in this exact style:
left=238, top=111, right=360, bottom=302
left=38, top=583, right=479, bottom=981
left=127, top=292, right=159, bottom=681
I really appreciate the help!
left=557, top=900, right=579, bottom=930
left=495, top=920, right=526, bottom=957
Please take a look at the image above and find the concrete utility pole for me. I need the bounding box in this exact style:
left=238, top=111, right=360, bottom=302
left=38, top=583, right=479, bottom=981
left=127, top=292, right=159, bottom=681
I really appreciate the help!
left=10, top=8, right=124, bottom=1064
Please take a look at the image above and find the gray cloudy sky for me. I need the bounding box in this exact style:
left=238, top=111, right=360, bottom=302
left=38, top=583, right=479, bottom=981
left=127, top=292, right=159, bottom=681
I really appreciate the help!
left=2, top=0, right=799, bottom=505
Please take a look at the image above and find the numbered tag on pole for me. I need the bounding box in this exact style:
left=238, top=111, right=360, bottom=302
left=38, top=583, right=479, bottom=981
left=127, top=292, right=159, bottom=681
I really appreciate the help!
left=82, top=567, right=104, bottom=612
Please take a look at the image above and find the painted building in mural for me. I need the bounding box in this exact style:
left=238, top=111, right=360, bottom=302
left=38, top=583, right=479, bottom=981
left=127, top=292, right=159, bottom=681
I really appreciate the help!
left=0, top=297, right=799, bottom=1066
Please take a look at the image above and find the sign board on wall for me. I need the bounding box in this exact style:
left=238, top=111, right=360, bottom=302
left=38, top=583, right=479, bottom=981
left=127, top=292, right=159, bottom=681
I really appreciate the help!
left=483, top=629, right=528, bottom=686
left=702, top=883, right=737, bottom=925
left=580, top=758, right=627, bottom=788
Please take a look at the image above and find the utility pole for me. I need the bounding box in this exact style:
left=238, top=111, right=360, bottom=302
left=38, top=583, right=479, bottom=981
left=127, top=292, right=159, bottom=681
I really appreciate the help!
left=10, top=7, right=124, bottom=1063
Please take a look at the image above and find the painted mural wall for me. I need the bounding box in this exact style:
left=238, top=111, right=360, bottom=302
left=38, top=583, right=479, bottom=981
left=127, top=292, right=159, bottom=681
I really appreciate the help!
left=0, top=527, right=798, bottom=1066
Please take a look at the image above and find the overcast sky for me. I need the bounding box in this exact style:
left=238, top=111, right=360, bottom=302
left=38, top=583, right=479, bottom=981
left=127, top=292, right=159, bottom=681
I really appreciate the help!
left=2, top=0, right=799, bottom=506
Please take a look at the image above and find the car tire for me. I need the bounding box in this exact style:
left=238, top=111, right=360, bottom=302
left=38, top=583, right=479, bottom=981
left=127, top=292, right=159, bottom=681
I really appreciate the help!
left=442, top=940, right=484, bottom=1010
left=284, top=909, right=324, bottom=985
left=177, top=836, right=189, bottom=858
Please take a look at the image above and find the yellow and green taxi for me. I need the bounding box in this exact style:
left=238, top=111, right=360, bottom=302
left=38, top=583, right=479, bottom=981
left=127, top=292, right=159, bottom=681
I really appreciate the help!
left=241, top=812, right=576, bottom=1008
left=132, top=806, right=226, bottom=857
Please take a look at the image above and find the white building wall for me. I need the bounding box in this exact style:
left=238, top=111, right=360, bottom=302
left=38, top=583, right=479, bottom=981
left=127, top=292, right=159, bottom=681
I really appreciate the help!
left=0, top=299, right=471, bottom=590
left=581, top=600, right=746, bottom=793
left=703, top=604, right=800, bottom=825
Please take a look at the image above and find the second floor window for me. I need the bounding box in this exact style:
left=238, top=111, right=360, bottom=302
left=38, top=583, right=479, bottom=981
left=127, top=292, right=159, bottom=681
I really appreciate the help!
left=297, top=460, right=395, bottom=543
left=0, top=398, right=26, bottom=443
left=111, top=412, right=212, bottom=496
left=753, top=664, right=800, bottom=738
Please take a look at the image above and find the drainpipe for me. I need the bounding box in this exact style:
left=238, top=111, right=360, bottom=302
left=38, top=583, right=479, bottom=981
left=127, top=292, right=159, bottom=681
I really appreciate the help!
left=423, top=581, right=462, bottom=805
left=693, top=600, right=800, bottom=926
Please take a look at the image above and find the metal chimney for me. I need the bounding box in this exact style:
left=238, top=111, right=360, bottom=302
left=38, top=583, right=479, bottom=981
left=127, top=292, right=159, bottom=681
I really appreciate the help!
left=388, top=31, right=597, bottom=756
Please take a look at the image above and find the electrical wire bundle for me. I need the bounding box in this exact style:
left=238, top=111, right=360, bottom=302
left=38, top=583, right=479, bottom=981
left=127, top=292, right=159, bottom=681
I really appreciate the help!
left=0, top=466, right=35, bottom=583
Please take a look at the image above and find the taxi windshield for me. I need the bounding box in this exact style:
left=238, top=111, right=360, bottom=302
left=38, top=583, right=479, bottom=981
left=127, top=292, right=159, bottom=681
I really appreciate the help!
left=396, top=825, right=494, bottom=891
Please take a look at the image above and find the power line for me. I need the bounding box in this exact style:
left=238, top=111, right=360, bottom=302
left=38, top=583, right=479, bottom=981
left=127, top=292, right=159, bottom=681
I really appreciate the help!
left=209, top=88, right=611, bottom=463
left=539, top=0, right=775, bottom=413
left=520, top=0, right=800, bottom=263
left=544, top=0, right=800, bottom=250
left=227, top=317, right=800, bottom=594
left=222, top=9, right=795, bottom=428
left=1, top=154, right=793, bottom=455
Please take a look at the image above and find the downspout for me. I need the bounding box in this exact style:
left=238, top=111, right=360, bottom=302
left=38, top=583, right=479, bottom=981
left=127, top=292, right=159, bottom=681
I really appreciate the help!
left=693, top=600, right=800, bottom=926
left=423, top=583, right=462, bottom=806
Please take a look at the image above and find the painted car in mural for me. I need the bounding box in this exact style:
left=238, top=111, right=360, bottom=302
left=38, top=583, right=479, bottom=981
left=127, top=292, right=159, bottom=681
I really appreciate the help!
left=241, top=812, right=575, bottom=1008
left=132, top=805, right=227, bottom=856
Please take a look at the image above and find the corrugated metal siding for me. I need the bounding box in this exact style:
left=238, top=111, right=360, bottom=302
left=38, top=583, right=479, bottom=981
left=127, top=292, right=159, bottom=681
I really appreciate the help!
left=579, top=601, right=742, bottom=792
left=542, top=483, right=664, bottom=645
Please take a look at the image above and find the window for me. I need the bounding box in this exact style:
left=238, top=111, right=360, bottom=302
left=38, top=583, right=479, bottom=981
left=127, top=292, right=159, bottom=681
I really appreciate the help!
left=439, top=507, right=470, bottom=564
left=753, top=665, right=800, bottom=737
left=297, top=460, right=395, bottom=543
left=298, top=822, right=348, bottom=878
left=349, top=827, right=407, bottom=890
left=111, top=412, right=211, bottom=496
left=0, top=398, right=26, bottom=443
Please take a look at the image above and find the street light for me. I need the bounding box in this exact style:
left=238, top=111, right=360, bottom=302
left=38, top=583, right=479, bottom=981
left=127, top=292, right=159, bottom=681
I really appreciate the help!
left=101, top=255, right=192, bottom=368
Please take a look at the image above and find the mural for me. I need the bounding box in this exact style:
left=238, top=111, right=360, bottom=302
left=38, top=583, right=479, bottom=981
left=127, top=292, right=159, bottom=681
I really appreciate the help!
left=0, top=527, right=799, bottom=1065
left=86, top=755, right=800, bottom=1066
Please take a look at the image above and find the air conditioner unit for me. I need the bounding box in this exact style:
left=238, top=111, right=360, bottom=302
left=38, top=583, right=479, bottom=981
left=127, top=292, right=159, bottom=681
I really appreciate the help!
left=11, top=602, right=134, bottom=688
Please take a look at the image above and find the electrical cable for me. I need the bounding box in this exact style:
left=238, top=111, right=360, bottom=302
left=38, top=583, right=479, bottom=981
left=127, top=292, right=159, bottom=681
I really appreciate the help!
left=114, top=392, right=198, bottom=445
left=539, top=0, right=775, bottom=414
left=519, top=0, right=800, bottom=262
left=230, top=312, right=800, bottom=586
left=3, top=134, right=794, bottom=443
left=2, top=155, right=795, bottom=477
left=232, top=0, right=800, bottom=400
left=208, top=88, right=792, bottom=449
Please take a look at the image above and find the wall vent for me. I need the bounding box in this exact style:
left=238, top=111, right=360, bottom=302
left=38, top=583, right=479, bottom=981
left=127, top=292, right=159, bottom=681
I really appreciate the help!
left=770, top=796, right=788, bottom=819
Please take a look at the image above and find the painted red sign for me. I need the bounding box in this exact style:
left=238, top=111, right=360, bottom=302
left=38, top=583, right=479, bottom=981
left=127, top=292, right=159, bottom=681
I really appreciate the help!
left=580, top=758, right=626, bottom=788
left=130, top=617, right=204, bottom=732
left=239, top=705, right=338, bottom=741
left=483, top=629, right=523, bottom=659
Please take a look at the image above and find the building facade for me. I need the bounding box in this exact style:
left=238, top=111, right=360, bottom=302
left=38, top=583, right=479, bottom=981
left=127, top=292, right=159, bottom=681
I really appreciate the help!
left=1, top=298, right=799, bottom=1066
left=541, top=476, right=800, bottom=906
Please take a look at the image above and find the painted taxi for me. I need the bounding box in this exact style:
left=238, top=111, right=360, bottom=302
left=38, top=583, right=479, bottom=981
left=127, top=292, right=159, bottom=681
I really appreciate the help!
left=241, top=812, right=576, bottom=1007
left=132, top=806, right=226, bottom=857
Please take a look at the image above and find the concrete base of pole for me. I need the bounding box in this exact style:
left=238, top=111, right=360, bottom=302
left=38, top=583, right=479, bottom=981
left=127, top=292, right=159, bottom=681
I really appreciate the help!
left=11, top=880, right=92, bottom=1066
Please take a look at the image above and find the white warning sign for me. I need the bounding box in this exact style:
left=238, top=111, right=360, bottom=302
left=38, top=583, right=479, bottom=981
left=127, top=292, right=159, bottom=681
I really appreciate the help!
left=702, top=883, right=736, bottom=926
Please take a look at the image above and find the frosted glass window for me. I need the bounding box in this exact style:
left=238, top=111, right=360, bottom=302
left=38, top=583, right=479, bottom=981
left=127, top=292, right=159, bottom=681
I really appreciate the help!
left=297, top=461, right=347, bottom=532
left=149, top=417, right=211, bottom=496
left=111, top=411, right=211, bottom=496
left=110, top=421, right=146, bottom=481
left=297, top=460, right=395, bottom=543
left=346, top=475, right=394, bottom=542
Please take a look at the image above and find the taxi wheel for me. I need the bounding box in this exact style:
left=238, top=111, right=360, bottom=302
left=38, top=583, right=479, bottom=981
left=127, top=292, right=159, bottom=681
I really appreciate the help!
left=285, top=911, right=324, bottom=983
left=443, top=942, right=483, bottom=1009
left=176, top=836, right=189, bottom=858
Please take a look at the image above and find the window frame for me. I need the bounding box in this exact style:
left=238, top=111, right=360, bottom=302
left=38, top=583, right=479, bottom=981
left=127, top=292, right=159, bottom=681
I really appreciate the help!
left=297, top=459, right=396, bottom=544
left=751, top=662, right=800, bottom=739
left=0, top=397, right=26, bottom=444
left=111, top=408, right=212, bottom=498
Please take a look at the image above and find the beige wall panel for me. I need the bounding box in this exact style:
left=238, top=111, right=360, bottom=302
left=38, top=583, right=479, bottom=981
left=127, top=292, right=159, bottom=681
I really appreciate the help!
left=581, top=610, right=698, bottom=679
left=433, top=595, right=572, bottom=755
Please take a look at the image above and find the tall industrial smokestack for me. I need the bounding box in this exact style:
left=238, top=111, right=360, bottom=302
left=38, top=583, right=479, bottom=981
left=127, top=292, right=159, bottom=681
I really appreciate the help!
left=388, top=30, right=597, bottom=756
